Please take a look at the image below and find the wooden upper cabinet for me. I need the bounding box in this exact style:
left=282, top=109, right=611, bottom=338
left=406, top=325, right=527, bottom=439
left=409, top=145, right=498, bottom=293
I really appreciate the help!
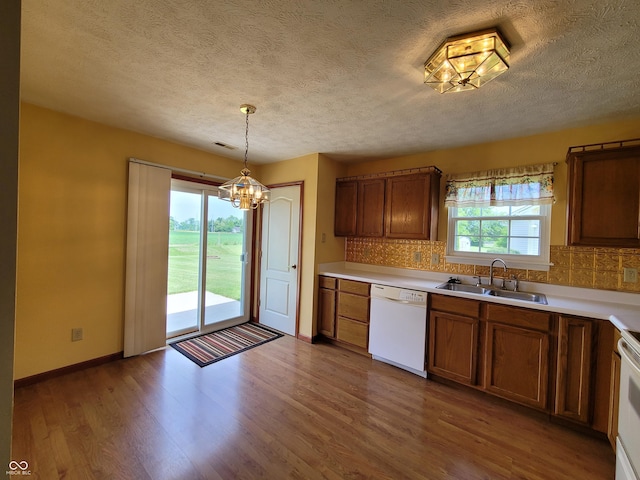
left=334, top=180, right=358, bottom=236
left=385, top=172, right=440, bottom=240
left=334, top=178, right=385, bottom=237
left=334, top=167, right=441, bottom=239
left=567, top=143, right=640, bottom=247
left=357, top=178, right=385, bottom=237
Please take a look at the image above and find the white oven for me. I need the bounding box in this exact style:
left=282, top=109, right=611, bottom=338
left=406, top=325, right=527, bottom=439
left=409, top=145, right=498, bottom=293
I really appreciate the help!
left=617, top=330, right=640, bottom=480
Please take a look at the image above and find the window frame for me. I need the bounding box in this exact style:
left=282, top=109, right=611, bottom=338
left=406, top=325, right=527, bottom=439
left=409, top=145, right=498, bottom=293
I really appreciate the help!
left=445, top=203, right=552, bottom=271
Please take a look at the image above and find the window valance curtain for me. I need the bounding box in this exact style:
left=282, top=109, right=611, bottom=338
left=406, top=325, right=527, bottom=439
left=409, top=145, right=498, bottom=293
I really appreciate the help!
left=444, top=163, right=555, bottom=208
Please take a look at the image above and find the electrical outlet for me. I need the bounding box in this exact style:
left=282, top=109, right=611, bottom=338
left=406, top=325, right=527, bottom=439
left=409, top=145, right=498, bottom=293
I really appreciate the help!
left=413, top=251, right=422, bottom=262
left=431, top=253, right=440, bottom=265
left=623, top=267, right=638, bottom=283
left=71, top=327, right=83, bottom=342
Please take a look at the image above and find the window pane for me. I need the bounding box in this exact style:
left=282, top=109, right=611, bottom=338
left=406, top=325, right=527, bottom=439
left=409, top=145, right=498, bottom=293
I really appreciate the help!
left=456, top=219, right=480, bottom=237
left=511, top=205, right=540, bottom=216
left=480, top=236, right=508, bottom=254
left=456, top=207, right=483, bottom=218
left=167, top=190, right=202, bottom=336
left=455, top=235, right=479, bottom=252
left=510, top=219, right=540, bottom=236
left=481, top=220, right=509, bottom=237
left=204, top=195, right=245, bottom=326
left=480, top=206, right=510, bottom=216
left=509, top=238, right=539, bottom=255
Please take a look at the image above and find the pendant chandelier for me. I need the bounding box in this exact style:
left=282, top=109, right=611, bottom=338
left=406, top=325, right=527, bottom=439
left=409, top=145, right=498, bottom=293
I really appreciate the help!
left=424, top=28, right=510, bottom=94
left=218, top=104, right=270, bottom=210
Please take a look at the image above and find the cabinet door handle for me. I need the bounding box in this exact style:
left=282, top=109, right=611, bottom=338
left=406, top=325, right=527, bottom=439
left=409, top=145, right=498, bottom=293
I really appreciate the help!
left=291, top=265, right=297, bottom=269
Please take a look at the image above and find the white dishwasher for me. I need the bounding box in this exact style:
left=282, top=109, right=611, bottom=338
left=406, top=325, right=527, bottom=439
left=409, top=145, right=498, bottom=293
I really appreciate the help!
left=368, top=284, right=428, bottom=377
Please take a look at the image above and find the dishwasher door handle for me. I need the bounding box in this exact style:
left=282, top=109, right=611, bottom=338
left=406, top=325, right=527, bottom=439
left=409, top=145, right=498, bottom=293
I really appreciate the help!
left=375, top=297, right=409, bottom=304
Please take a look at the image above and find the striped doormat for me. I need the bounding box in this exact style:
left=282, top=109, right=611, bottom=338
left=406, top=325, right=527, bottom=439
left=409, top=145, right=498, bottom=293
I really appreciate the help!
left=170, top=322, right=283, bottom=367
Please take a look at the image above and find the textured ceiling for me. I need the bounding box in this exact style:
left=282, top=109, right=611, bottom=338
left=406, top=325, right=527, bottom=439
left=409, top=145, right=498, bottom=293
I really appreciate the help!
left=20, top=0, right=640, bottom=164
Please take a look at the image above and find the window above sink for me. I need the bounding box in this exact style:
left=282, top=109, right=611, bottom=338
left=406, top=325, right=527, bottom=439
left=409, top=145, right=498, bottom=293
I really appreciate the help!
left=446, top=204, right=552, bottom=270
left=444, top=163, right=554, bottom=271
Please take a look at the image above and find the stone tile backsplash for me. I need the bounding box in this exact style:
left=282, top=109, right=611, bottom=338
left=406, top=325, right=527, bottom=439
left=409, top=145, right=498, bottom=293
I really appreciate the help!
left=345, top=238, right=640, bottom=293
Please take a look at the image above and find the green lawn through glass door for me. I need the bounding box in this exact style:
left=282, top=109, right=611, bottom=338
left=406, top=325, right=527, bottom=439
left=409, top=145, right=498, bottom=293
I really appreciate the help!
left=168, top=230, right=243, bottom=300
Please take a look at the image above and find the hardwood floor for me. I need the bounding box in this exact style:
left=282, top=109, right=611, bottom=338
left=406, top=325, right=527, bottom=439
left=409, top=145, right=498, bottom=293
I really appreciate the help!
left=12, top=335, right=614, bottom=479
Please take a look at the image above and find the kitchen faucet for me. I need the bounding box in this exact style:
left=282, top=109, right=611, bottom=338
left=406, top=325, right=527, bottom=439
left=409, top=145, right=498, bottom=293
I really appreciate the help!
left=489, top=258, right=508, bottom=288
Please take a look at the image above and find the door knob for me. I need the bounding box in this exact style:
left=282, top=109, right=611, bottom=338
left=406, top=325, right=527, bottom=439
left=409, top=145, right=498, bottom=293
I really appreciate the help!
left=291, top=265, right=297, bottom=269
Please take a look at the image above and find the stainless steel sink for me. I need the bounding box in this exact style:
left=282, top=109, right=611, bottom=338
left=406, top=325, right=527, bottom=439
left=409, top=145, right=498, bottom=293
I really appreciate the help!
left=435, top=282, right=548, bottom=304
left=435, top=283, right=490, bottom=294
left=486, top=289, right=548, bottom=304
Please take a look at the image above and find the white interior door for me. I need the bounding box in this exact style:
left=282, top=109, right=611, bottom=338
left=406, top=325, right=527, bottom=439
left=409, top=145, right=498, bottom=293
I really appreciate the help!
left=259, top=185, right=301, bottom=336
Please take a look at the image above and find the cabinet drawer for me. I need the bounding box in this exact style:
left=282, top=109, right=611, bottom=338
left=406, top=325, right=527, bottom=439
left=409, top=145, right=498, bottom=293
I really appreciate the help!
left=319, top=276, right=336, bottom=289
left=337, top=292, right=369, bottom=323
left=430, top=294, right=481, bottom=317
left=338, top=279, right=370, bottom=296
left=486, top=304, right=551, bottom=332
left=336, top=316, right=368, bottom=349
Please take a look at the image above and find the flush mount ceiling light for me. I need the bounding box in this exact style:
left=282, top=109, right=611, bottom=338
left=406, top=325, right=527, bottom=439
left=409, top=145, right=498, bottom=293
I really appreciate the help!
left=218, top=104, right=270, bottom=210
left=424, top=28, right=510, bottom=94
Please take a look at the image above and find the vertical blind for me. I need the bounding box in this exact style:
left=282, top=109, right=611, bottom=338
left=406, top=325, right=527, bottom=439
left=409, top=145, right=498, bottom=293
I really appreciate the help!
left=123, top=161, right=171, bottom=357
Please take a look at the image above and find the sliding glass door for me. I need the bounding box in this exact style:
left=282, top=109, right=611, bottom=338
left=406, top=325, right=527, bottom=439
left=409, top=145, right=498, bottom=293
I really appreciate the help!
left=203, top=194, right=245, bottom=326
left=167, top=179, right=250, bottom=338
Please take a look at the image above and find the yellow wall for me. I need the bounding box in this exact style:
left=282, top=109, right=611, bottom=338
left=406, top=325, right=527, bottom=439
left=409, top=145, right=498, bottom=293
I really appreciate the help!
left=344, top=117, right=640, bottom=245
left=314, top=153, right=348, bottom=265
left=16, top=103, right=247, bottom=379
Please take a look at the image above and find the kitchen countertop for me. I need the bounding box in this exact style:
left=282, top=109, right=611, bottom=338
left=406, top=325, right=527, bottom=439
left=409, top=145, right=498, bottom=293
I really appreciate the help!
left=318, top=262, right=640, bottom=332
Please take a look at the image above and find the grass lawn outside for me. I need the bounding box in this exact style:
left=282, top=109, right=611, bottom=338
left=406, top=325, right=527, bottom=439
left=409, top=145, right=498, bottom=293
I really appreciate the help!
left=168, top=230, right=243, bottom=300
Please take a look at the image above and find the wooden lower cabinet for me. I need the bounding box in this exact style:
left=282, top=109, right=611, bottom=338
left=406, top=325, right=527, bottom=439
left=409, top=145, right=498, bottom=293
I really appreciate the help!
left=483, top=304, right=551, bottom=410
left=318, top=286, right=336, bottom=338
left=317, top=276, right=370, bottom=354
left=427, top=295, right=618, bottom=440
left=317, top=276, right=337, bottom=338
left=428, top=310, right=479, bottom=385
left=554, top=316, right=593, bottom=423
left=484, top=321, right=550, bottom=410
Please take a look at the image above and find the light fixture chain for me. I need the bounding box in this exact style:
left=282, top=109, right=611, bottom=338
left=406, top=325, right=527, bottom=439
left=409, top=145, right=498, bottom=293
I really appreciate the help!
left=244, top=109, right=250, bottom=170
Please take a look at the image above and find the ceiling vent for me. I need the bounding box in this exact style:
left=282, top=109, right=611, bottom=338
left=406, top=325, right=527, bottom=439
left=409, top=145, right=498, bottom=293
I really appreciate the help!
left=213, top=141, right=237, bottom=150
